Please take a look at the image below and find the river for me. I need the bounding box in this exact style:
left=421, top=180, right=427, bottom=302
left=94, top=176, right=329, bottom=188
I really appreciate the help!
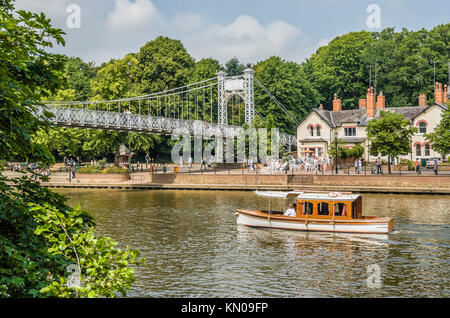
left=57, top=189, right=449, bottom=298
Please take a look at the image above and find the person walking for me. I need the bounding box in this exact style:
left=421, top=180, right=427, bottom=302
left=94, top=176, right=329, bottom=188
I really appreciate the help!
left=415, top=158, right=421, bottom=175
left=376, top=157, right=382, bottom=174
left=145, top=153, right=150, bottom=168
left=188, top=156, right=193, bottom=169
left=433, top=159, right=438, bottom=175
left=354, top=158, right=359, bottom=174
left=358, top=159, right=362, bottom=174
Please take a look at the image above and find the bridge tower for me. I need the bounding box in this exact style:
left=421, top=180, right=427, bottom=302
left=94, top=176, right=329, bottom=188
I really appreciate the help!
left=217, top=67, right=255, bottom=125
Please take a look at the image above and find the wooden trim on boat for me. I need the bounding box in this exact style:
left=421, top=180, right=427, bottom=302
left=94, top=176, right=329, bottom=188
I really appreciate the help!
left=236, top=209, right=392, bottom=225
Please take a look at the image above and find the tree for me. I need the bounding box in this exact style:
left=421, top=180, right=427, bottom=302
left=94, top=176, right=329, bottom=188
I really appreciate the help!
left=303, top=31, right=375, bottom=109
left=254, top=56, right=320, bottom=134
left=366, top=110, right=418, bottom=173
left=225, top=57, right=245, bottom=76
left=362, top=25, right=450, bottom=107
left=0, top=0, right=143, bottom=297
left=133, top=36, right=195, bottom=94
left=425, top=108, right=450, bottom=159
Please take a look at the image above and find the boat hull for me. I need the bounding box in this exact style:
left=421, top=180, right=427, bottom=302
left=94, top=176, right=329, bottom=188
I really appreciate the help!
left=236, top=210, right=394, bottom=234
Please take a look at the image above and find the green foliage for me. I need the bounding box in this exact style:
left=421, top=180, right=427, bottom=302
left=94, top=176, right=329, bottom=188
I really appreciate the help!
left=303, top=31, right=375, bottom=109
left=425, top=108, right=450, bottom=158
left=254, top=56, right=320, bottom=134
left=133, top=36, right=195, bottom=94
left=367, top=110, right=418, bottom=158
left=102, top=166, right=129, bottom=174
left=225, top=57, right=245, bottom=76
left=90, top=54, right=138, bottom=100
left=304, top=25, right=449, bottom=108
left=31, top=204, right=144, bottom=298
left=0, top=0, right=144, bottom=298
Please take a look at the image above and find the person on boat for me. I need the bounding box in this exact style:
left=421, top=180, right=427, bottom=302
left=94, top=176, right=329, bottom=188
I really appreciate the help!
left=284, top=203, right=297, bottom=217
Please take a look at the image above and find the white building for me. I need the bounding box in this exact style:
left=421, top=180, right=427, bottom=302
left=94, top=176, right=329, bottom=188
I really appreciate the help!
left=297, top=82, right=448, bottom=162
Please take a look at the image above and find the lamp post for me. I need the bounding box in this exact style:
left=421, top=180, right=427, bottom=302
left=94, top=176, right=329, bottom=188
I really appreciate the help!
left=334, top=132, right=338, bottom=174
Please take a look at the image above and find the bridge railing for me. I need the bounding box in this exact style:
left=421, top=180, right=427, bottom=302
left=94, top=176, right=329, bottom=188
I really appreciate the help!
left=35, top=105, right=296, bottom=146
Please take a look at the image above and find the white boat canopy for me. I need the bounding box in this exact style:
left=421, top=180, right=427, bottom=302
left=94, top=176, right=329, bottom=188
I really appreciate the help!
left=254, top=191, right=304, bottom=199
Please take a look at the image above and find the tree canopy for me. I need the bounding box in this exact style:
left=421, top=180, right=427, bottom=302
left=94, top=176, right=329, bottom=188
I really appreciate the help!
left=0, top=0, right=143, bottom=298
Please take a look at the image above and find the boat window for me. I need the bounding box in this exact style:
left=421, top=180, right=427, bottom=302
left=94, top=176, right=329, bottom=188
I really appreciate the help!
left=318, top=202, right=329, bottom=216
left=302, top=202, right=314, bottom=215
left=334, top=203, right=347, bottom=216
left=352, top=200, right=357, bottom=219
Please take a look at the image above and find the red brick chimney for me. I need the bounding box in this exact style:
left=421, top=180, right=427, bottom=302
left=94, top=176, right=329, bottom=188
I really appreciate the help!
left=366, top=87, right=376, bottom=117
left=435, top=82, right=444, bottom=104
left=359, top=98, right=366, bottom=109
left=444, top=84, right=448, bottom=103
left=376, top=91, right=385, bottom=109
left=332, top=94, right=342, bottom=111
left=418, top=93, right=427, bottom=106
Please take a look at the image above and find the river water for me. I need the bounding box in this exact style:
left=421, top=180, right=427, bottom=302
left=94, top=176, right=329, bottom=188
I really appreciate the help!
left=57, top=189, right=449, bottom=298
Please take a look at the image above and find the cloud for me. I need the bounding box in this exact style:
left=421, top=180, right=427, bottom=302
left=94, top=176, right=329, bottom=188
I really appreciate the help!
left=173, top=13, right=204, bottom=32
left=107, top=0, right=165, bottom=32
left=182, top=15, right=303, bottom=64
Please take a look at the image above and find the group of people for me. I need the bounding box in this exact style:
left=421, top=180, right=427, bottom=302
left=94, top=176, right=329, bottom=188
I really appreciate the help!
left=10, top=162, right=51, bottom=181
left=265, top=156, right=333, bottom=174
left=354, top=158, right=363, bottom=174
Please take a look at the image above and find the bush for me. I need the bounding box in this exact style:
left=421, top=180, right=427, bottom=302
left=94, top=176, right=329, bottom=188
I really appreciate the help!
left=77, top=166, right=102, bottom=174
left=102, top=166, right=128, bottom=174
left=78, top=165, right=129, bottom=174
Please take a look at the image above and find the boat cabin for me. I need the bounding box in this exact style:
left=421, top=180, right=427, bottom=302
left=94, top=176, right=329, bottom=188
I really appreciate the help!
left=255, top=191, right=363, bottom=220
left=296, top=192, right=362, bottom=220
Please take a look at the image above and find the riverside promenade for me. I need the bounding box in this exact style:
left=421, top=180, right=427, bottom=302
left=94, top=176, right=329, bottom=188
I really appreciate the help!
left=8, top=164, right=450, bottom=194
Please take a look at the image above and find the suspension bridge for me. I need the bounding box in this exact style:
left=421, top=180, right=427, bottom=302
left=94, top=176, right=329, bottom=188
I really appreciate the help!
left=35, top=67, right=298, bottom=149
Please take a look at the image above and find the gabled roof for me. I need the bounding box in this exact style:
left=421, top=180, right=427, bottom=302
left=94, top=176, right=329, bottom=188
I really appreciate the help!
left=298, top=103, right=447, bottom=129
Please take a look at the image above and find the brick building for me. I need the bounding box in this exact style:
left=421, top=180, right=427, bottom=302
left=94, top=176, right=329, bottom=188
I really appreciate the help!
left=296, top=82, right=448, bottom=162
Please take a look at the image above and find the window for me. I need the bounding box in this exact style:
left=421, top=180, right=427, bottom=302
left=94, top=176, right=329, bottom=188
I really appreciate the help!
left=418, top=122, right=427, bottom=134
left=316, top=126, right=321, bottom=137
left=424, top=143, right=430, bottom=156
left=334, top=203, right=347, bottom=216
left=352, top=201, right=357, bottom=219
left=302, top=202, right=314, bottom=215
left=318, top=202, right=330, bottom=216
left=415, top=144, right=421, bottom=156
left=344, top=127, right=356, bottom=136
left=308, top=126, right=314, bottom=137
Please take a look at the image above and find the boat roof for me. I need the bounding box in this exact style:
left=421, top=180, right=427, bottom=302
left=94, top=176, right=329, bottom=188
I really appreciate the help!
left=254, top=191, right=304, bottom=199
left=298, top=192, right=360, bottom=201
left=255, top=191, right=360, bottom=201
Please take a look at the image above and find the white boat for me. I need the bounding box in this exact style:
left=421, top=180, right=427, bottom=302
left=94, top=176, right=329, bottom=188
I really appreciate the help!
left=236, top=191, right=394, bottom=234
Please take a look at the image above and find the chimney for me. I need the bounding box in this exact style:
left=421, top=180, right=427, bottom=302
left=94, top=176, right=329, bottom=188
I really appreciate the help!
left=319, top=104, right=324, bottom=110
left=376, top=91, right=385, bottom=109
left=366, top=87, right=376, bottom=117
left=359, top=99, right=366, bottom=109
left=435, top=82, right=444, bottom=104
left=332, top=94, right=342, bottom=111
left=418, top=93, right=427, bottom=106
left=444, top=85, right=448, bottom=103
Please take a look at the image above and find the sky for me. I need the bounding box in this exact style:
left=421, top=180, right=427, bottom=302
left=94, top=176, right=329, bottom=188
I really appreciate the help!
left=14, top=0, right=450, bottom=66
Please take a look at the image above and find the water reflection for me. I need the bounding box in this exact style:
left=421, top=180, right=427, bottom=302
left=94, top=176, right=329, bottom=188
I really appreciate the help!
left=58, top=189, right=449, bottom=297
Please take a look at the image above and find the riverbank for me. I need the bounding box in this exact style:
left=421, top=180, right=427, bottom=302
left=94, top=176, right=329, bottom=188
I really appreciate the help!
left=29, top=171, right=450, bottom=194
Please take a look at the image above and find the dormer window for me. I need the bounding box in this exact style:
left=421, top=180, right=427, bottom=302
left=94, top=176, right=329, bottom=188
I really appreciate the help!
left=418, top=122, right=427, bottom=134
left=344, top=127, right=356, bottom=136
